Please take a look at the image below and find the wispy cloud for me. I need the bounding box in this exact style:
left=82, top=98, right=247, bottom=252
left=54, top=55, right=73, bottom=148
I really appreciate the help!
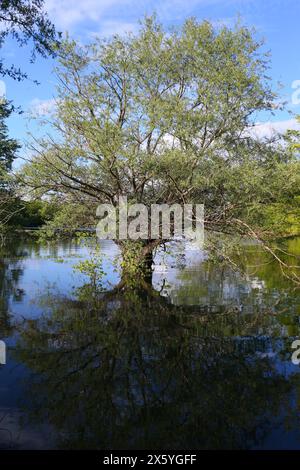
left=90, top=20, right=138, bottom=38
left=29, top=98, right=57, bottom=116
left=45, top=0, right=131, bottom=30
left=44, top=0, right=242, bottom=32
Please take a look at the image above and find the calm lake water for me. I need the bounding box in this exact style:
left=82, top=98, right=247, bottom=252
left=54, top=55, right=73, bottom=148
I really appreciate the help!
left=0, top=235, right=300, bottom=449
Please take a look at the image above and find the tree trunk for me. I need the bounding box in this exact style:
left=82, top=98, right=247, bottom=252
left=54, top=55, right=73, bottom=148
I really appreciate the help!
left=118, top=240, right=160, bottom=288
left=143, top=249, right=153, bottom=283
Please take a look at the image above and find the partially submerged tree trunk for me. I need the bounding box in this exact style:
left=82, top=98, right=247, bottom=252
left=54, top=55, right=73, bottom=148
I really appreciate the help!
left=143, top=250, right=154, bottom=282
left=118, top=239, right=161, bottom=288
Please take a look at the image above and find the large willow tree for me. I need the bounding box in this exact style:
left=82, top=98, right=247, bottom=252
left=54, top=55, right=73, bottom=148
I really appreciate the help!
left=20, top=16, right=299, bottom=279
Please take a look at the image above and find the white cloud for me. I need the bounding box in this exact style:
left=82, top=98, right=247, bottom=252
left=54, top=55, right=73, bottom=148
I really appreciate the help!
left=44, top=0, right=239, bottom=32
left=29, top=98, right=57, bottom=116
left=249, top=118, right=300, bottom=140
left=45, top=0, right=130, bottom=30
left=90, top=20, right=138, bottom=38
left=0, top=80, right=6, bottom=98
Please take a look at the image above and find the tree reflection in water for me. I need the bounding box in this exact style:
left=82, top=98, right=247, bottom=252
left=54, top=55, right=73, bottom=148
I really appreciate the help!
left=14, top=273, right=300, bottom=449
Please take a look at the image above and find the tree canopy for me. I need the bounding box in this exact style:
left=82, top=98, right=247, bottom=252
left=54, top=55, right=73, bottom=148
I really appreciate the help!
left=20, top=16, right=299, bottom=276
left=286, top=115, right=300, bottom=153
left=0, top=0, right=60, bottom=81
left=0, top=100, right=19, bottom=176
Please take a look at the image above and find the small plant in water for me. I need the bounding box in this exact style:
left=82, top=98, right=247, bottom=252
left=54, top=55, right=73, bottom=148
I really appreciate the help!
left=73, top=234, right=106, bottom=292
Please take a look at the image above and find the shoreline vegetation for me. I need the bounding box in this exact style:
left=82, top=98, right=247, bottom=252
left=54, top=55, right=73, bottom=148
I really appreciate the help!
left=6, top=201, right=300, bottom=240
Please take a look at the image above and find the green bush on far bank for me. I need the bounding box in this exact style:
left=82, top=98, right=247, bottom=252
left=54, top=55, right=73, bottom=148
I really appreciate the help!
left=246, top=198, right=300, bottom=238
left=7, top=199, right=59, bottom=229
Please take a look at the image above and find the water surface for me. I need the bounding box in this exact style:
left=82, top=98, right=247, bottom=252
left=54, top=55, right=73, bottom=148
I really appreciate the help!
left=0, top=236, right=300, bottom=449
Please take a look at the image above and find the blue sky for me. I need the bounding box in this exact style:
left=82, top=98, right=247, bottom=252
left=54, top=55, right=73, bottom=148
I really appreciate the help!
left=3, top=0, right=300, bottom=150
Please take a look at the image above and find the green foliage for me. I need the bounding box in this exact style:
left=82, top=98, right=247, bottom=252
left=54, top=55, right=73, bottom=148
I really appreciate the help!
left=74, top=237, right=105, bottom=291
left=0, top=100, right=20, bottom=233
left=119, top=241, right=151, bottom=286
left=21, top=16, right=281, bottom=223
left=8, top=199, right=58, bottom=228
left=0, top=101, right=20, bottom=180
left=38, top=202, right=96, bottom=239
left=0, top=1, right=59, bottom=233
left=19, top=15, right=300, bottom=276
left=285, top=115, right=300, bottom=154
left=0, top=0, right=60, bottom=81
left=245, top=202, right=300, bottom=238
